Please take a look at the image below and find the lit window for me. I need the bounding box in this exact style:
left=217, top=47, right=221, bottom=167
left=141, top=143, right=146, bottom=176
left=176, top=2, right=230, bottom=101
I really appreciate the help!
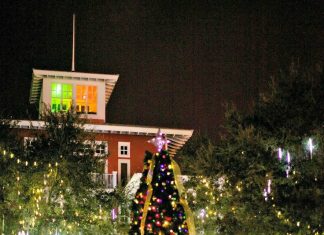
left=76, top=85, right=97, bottom=114
left=118, top=142, right=130, bottom=158
left=51, top=83, right=72, bottom=112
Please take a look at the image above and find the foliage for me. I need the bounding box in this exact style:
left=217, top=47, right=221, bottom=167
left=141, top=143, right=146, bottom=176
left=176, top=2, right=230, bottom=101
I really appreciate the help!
left=176, top=132, right=218, bottom=177
left=177, top=62, right=324, bottom=234
left=0, top=109, right=119, bottom=234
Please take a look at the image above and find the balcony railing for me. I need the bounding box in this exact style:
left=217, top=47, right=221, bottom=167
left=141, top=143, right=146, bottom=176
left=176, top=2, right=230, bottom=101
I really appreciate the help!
left=90, top=172, right=117, bottom=189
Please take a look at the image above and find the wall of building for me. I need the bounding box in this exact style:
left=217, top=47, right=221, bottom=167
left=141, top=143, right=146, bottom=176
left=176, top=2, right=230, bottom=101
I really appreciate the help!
left=94, top=133, right=156, bottom=178
left=14, top=128, right=157, bottom=184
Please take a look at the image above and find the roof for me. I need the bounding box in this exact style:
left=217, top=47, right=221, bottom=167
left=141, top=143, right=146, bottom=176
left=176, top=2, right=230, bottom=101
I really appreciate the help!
left=29, top=69, right=119, bottom=104
left=15, top=120, right=193, bottom=157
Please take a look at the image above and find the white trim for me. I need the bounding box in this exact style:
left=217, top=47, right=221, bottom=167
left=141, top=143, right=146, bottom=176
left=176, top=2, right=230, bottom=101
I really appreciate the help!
left=30, top=69, right=119, bottom=105
left=118, top=159, right=130, bottom=184
left=14, top=120, right=194, bottom=157
left=104, top=159, right=109, bottom=174
left=33, top=69, right=119, bottom=81
left=94, top=140, right=108, bottom=157
left=15, top=120, right=193, bottom=137
left=118, top=142, right=130, bottom=158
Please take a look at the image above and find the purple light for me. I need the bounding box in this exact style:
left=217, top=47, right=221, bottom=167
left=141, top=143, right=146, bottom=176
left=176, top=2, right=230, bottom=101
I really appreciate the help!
left=286, top=151, right=291, bottom=164
left=111, top=208, right=117, bottom=220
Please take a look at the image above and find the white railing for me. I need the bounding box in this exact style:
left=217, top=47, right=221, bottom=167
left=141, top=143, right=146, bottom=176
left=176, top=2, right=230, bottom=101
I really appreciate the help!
left=90, top=171, right=117, bottom=189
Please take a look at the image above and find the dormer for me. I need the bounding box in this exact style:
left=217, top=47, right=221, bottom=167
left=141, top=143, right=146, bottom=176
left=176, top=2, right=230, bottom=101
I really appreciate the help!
left=29, top=69, right=119, bottom=123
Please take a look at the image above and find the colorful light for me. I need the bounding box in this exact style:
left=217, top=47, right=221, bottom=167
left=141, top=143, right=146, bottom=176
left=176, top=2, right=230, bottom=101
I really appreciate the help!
left=278, top=148, right=283, bottom=161
left=286, top=151, right=291, bottom=164
left=111, top=208, right=117, bottom=220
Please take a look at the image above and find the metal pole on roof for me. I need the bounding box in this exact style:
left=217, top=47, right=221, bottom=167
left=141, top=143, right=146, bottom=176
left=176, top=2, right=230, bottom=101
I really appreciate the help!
left=72, top=13, right=76, bottom=72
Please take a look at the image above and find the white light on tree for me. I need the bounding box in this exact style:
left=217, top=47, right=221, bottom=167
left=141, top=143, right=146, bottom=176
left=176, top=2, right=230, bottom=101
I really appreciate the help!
left=307, top=138, right=314, bottom=159
left=267, top=179, right=271, bottom=194
left=278, top=148, right=283, bottom=161
left=285, top=151, right=291, bottom=178
left=263, top=179, right=272, bottom=201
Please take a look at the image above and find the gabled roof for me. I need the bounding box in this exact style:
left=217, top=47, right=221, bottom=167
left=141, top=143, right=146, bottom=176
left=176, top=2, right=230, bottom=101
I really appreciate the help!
left=15, top=120, right=193, bottom=157
left=29, top=69, right=119, bottom=105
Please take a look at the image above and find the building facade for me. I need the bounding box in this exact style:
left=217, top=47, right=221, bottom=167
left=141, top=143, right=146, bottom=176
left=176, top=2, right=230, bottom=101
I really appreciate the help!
left=15, top=68, right=193, bottom=188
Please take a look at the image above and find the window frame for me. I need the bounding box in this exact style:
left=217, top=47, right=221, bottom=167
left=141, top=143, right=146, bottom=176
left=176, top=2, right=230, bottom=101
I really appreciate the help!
left=118, top=142, right=130, bottom=158
left=94, top=141, right=108, bottom=157
left=75, top=85, right=97, bottom=114
left=51, top=83, right=72, bottom=112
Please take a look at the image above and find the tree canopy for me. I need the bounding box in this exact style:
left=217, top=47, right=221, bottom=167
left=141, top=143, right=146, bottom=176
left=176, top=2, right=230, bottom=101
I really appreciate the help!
left=0, top=109, right=120, bottom=234
left=177, top=62, right=324, bottom=234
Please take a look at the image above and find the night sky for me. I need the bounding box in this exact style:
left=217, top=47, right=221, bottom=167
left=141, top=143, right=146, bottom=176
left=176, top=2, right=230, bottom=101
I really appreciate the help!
left=0, top=0, right=323, bottom=139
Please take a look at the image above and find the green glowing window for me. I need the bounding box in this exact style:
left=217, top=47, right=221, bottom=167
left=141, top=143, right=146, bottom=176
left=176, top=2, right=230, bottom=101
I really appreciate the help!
left=51, top=83, right=72, bottom=112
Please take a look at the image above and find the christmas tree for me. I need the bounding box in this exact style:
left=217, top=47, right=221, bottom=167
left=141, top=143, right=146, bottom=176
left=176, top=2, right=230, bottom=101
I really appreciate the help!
left=129, top=130, right=195, bottom=234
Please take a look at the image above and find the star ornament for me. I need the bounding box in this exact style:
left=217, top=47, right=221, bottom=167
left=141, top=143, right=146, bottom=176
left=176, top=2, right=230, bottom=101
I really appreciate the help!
left=148, top=129, right=170, bottom=152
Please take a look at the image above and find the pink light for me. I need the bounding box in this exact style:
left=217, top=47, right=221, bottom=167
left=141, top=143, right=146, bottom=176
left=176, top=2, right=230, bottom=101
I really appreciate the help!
left=278, top=148, right=283, bottom=161
left=111, top=208, right=117, bottom=220
left=286, top=151, right=291, bottom=164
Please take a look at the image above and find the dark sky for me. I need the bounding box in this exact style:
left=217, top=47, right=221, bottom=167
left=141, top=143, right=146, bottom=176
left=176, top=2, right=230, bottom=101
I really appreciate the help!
left=0, top=0, right=323, bottom=139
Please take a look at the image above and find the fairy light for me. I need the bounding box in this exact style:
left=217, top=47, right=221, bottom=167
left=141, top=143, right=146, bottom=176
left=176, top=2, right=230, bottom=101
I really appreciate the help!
left=278, top=148, right=283, bottom=161
left=307, top=138, right=314, bottom=159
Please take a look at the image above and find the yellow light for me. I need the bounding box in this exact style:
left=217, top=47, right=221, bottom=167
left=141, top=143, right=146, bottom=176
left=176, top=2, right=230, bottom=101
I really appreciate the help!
left=163, top=221, right=169, bottom=228
left=10, top=153, right=14, bottom=158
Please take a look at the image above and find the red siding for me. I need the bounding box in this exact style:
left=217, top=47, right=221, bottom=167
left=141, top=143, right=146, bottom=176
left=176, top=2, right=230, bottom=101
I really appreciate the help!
left=94, top=133, right=156, bottom=175
left=14, top=128, right=157, bottom=179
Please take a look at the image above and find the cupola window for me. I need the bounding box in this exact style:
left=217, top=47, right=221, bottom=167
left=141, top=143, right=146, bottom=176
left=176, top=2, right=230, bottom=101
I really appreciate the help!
left=51, top=83, right=72, bottom=112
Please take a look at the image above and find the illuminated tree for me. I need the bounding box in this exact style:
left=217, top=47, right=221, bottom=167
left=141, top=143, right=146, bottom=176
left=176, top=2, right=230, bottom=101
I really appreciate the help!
left=177, top=62, right=324, bottom=234
left=129, top=131, right=195, bottom=234
left=0, top=109, right=118, bottom=234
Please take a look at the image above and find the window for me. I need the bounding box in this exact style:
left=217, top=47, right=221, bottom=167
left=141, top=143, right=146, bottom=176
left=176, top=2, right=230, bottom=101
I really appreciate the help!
left=94, top=141, right=108, bottom=156
left=118, top=142, right=130, bottom=158
left=76, top=85, right=97, bottom=114
left=51, top=83, right=72, bottom=112
left=24, top=137, right=37, bottom=148
left=76, top=141, right=108, bottom=157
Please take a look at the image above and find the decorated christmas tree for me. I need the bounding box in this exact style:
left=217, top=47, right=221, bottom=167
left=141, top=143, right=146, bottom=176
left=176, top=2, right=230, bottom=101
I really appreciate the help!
left=129, top=130, right=195, bottom=234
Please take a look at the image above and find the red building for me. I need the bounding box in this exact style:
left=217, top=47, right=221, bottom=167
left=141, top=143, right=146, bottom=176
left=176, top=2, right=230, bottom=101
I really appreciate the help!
left=15, top=69, right=193, bottom=188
